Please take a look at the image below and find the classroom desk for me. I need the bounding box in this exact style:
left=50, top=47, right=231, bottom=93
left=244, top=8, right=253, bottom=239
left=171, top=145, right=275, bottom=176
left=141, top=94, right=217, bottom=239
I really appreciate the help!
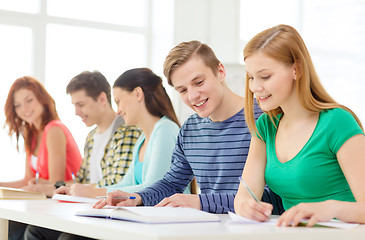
left=1, top=199, right=365, bottom=240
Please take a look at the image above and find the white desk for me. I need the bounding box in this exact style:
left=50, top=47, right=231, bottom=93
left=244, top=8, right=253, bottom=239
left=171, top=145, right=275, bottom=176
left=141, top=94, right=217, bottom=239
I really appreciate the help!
left=1, top=199, right=365, bottom=240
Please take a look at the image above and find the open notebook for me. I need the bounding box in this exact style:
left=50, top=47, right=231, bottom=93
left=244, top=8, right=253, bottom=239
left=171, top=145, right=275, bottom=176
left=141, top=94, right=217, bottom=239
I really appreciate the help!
left=0, top=187, right=46, bottom=199
left=52, top=194, right=99, bottom=204
left=228, top=212, right=359, bottom=229
left=76, top=206, right=221, bottom=224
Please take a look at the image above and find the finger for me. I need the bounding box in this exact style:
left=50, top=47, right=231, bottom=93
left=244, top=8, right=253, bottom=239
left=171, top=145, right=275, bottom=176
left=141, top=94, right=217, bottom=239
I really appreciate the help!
left=116, top=199, right=137, bottom=207
left=278, top=207, right=298, bottom=227
left=306, top=215, right=319, bottom=227
left=155, top=197, right=170, bottom=207
left=55, top=186, right=67, bottom=194
left=246, top=200, right=271, bottom=222
left=93, top=199, right=106, bottom=209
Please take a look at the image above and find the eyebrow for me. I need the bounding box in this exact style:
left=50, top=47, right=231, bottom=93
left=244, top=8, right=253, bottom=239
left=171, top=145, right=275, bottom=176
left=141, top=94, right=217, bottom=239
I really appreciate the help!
left=174, top=74, right=204, bottom=90
left=246, top=69, right=269, bottom=75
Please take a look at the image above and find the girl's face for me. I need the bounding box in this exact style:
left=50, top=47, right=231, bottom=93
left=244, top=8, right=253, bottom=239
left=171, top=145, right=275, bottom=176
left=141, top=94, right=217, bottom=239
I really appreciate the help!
left=245, top=52, right=296, bottom=112
left=113, top=87, right=140, bottom=126
left=13, top=88, right=44, bottom=127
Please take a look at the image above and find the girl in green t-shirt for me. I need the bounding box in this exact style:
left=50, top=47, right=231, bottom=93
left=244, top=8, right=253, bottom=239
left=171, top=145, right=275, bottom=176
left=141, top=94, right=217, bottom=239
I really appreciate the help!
left=234, top=24, right=365, bottom=227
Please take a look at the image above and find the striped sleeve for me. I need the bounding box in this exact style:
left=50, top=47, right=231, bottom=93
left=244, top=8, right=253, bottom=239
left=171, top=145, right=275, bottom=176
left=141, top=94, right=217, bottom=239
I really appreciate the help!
left=137, top=131, right=194, bottom=205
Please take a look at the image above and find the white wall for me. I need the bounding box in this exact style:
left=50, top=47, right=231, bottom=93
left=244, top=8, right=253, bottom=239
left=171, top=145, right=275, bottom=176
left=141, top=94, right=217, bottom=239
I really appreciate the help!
left=172, top=0, right=243, bottom=123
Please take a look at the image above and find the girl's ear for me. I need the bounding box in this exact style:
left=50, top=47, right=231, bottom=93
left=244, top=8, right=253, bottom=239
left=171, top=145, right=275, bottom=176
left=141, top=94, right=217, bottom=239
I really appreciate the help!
left=293, top=61, right=300, bottom=80
left=134, top=87, right=144, bottom=102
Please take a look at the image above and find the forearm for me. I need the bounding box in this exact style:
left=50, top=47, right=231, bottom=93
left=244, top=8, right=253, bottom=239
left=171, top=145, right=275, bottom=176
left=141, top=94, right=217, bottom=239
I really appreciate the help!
left=0, top=179, right=28, bottom=188
left=200, top=193, right=236, bottom=213
left=332, top=200, right=365, bottom=223
left=137, top=179, right=185, bottom=206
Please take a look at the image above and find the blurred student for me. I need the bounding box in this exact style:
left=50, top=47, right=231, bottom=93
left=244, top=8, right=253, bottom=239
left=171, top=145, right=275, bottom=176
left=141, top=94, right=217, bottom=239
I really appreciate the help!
left=94, top=41, right=284, bottom=215
left=2, top=76, right=82, bottom=240
left=234, top=24, right=365, bottom=227
left=54, top=70, right=140, bottom=196
left=25, top=68, right=181, bottom=240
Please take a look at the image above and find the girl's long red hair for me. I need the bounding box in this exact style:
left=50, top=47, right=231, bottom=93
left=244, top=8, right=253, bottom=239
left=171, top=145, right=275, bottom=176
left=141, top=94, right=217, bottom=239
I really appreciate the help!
left=4, top=76, right=59, bottom=154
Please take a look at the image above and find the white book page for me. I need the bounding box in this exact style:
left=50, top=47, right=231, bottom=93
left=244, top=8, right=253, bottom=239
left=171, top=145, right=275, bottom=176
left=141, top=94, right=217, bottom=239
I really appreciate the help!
left=228, top=212, right=359, bottom=229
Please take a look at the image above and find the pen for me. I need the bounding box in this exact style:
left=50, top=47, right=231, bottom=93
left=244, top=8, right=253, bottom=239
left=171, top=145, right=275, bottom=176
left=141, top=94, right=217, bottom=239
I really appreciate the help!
left=72, top=172, right=76, bottom=184
left=35, top=171, right=39, bottom=184
left=238, top=176, right=260, bottom=204
left=96, top=196, right=136, bottom=200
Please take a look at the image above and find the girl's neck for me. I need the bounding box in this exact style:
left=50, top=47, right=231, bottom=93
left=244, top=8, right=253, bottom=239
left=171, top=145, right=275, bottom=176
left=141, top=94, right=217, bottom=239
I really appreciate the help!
left=138, top=113, right=161, bottom=143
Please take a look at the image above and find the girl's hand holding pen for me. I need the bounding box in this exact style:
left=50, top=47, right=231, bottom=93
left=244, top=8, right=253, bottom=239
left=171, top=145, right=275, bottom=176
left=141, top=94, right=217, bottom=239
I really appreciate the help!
left=235, top=177, right=273, bottom=222
left=93, top=190, right=141, bottom=209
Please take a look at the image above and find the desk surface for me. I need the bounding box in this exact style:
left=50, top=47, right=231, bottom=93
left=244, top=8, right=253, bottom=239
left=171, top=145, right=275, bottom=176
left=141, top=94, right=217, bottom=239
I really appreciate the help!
left=1, top=199, right=365, bottom=240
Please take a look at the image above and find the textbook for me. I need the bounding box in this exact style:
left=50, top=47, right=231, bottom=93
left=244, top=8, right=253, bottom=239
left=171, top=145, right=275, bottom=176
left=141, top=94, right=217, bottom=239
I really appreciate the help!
left=52, top=194, right=99, bottom=204
left=76, top=206, right=221, bottom=224
left=0, top=187, right=46, bottom=199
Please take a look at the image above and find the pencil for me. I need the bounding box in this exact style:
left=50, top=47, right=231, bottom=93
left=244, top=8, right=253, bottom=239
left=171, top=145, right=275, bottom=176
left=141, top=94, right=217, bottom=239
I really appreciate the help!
left=238, top=176, right=260, bottom=203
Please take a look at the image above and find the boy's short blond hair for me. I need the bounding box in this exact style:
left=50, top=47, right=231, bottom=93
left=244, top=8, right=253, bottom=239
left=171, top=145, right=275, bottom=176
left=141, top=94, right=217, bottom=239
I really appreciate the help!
left=163, top=40, right=221, bottom=86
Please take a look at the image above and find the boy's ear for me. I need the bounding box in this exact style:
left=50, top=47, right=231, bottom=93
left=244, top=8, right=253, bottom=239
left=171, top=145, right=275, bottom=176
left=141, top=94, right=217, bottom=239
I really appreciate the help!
left=217, top=62, right=226, bottom=81
left=97, top=92, right=108, bottom=105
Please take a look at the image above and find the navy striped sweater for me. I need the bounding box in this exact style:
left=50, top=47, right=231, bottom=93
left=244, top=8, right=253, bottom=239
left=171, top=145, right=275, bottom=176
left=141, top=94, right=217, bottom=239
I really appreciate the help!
left=137, top=106, right=283, bottom=214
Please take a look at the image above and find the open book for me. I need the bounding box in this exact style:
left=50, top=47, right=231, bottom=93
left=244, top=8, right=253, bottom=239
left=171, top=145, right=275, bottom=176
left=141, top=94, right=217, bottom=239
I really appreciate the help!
left=228, top=212, right=359, bottom=229
left=52, top=194, right=99, bottom=204
left=76, top=206, right=221, bottom=224
left=0, top=187, right=46, bottom=199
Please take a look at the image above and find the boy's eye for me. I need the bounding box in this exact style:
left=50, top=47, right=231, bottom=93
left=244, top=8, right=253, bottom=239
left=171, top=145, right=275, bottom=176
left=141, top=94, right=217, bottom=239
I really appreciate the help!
left=179, top=89, right=187, bottom=94
left=196, top=80, right=204, bottom=86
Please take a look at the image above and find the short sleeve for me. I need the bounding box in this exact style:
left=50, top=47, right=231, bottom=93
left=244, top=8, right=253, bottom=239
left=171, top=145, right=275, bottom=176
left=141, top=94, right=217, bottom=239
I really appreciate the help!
left=326, top=108, right=364, bottom=154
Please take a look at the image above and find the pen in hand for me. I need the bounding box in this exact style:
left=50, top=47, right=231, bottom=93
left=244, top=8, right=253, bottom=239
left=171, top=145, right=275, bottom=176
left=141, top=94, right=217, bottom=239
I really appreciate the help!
left=96, top=196, right=136, bottom=200
left=35, top=171, right=39, bottom=184
left=238, top=176, right=260, bottom=204
left=71, top=172, right=76, bottom=184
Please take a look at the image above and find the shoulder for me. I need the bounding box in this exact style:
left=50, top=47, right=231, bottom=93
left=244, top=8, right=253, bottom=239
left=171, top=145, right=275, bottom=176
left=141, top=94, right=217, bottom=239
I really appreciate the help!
left=320, top=108, right=361, bottom=131
left=152, top=116, right=180, bottom=137
left=44, top=120, right=64, bottom=131
left=113, top=124, right=141, bottom=140
left=86, top=127, right=97, bottom=140
left=46, top=124, right=66, bottom=143
left=44, top=120, right=67, bottom=135
left=322, top=108, right=354, bottom=120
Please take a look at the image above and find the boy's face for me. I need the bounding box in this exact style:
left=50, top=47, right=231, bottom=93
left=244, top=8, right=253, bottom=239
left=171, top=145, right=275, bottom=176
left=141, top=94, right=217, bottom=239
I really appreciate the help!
left=70, top=89, right=104, bottom=127
left=171, top=56, right=225, bottom=119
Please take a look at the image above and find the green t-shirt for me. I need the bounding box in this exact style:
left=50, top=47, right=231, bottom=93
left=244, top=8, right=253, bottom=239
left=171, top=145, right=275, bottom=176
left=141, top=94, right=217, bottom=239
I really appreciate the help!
left=256, top=108, right=363, bottom=210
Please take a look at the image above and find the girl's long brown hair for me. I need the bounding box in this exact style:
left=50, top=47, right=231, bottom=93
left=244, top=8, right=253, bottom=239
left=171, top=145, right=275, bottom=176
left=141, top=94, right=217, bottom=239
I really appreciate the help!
left=113, top=68, right=180, bottom=127
left=4, top=76, right=59, bottom=154
left=244, top=24, right=363, bottom=135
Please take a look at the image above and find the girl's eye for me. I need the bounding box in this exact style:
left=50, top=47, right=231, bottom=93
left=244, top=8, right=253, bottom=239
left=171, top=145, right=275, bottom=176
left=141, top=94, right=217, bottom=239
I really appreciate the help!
left=14, top=105, right=20, bottom=109
left=262, top=75, right=271, bottom=80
